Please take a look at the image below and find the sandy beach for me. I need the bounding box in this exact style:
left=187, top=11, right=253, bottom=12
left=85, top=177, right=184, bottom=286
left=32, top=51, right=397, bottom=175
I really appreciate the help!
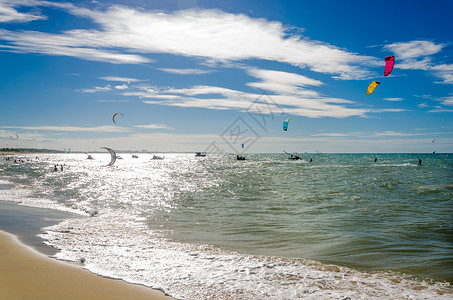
left=0, top=200, right=174, bottom=300
left=0, top=230, right=174, bottom=300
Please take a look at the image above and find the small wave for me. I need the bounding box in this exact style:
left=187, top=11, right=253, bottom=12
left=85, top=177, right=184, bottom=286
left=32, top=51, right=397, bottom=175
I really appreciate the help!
left=41, top=213, right=453, bottom=300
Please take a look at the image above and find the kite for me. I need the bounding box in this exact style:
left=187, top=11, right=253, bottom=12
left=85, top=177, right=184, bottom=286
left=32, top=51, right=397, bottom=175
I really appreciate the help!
left=384, top=56, right=395, bottom=76
left=366, top=81, right=380, bottom=95
left=242, top=144, right=244, bottom=149
left=283, top=118, right=290, bottom=131
left=101, top=147, right=117, bottom=166
left=113, top=113, right=123, bottom=124
left=283, top=150, right=301, bottom=160
left=432, top=139, right=437, bottom=143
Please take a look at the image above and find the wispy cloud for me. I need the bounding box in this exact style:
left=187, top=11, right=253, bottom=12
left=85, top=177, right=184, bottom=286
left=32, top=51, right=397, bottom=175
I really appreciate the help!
left=165, top=85, right=244, bottom=97
left=371, top=108, right=408, bottom=113
left=438, top=96, right=453, bottom=106
left=311, top=133, right=348, bottom=137
left=119, top=66, right=404, bottom=118
left=158, top=68, right=213, bottom=75
left=384, top=40, right=443, bottom=60
left=246, top=68, right=323, bottom=95
left=134, top=124, right=174, bottom=130
left=99, top=76, right=143, bottom=82
left=0, top=1, right=46, bottom=23
left=428, top=106, right=453, bottom=113
left=139, top=86, right=370, bottom=118
left=382, top=97, right=404, bottom=102
left=312, top=130, right=425, bottom=138
left=384, top=40, right=453, bottom=84
left=418, top=103, right=429, bottom=108
left=79, top=85, right=112, bottom=93
left=0, top=125, right=130, bottom=133
left=96, top=99, right=130, bottom=103
left=0, top=3, right=375, bottom=79
left=372, top=131, right=420, bottom=137
left=0, top=28, right=152, bottom=64
left=415, top=95, right=453, bottom=112
left=431, top=64, right=453, bottom=84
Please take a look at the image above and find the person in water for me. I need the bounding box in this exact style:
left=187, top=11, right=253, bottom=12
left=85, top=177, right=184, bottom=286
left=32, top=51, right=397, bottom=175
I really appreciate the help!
left=418, top=158, right=422, bottom=166
left=309, top=158, right=313, bottom=163
left=374, top=157, right=378, bottom=162
left=54, top=165, right=58, bottom=171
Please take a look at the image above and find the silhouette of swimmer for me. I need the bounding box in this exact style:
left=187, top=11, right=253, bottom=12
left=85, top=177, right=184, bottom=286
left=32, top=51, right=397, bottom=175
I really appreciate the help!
left=374, top=157, right=377, bottom=162
left=418, top=158, right=422, bottom=166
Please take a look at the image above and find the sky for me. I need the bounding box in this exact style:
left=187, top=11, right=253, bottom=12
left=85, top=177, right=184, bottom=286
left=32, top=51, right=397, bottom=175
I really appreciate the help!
left=0, top=0, right=452, bottom=153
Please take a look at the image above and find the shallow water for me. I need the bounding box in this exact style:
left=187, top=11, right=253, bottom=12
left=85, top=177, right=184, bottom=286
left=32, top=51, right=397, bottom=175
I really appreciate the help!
left=0, top=153, right=452, bottom=299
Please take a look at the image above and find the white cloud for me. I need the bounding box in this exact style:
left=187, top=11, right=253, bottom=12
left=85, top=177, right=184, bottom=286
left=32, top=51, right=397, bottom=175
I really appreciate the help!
left=384, top=40, right=453, bottom=85
left=166, top=85, right=244, bottom=97
left=431, top=64, right=453, bottom=84
left=158, top=68, right=213, bottom=75
left=371, top=108, right=407, bottom=113
left=107, top=66, right=402, bottom=118
left=0, top=1, right=45, bottom=23
left=382, top=98, right=404, bottom=102
left=372, top=131, right=420, bottom=137
left=384, top=41, right=444, bottom=60
left=0, top=3, right=375, bottom=79
left=115, top=84, right=128, bottom=90
left=96, top=99, right=130, bottom=103
left=439, top=96, right=453, bottom=106
left=0, top=125, right=130, bottom=133
left=418, top=96, right=453, bottom=112
left=246, top=68, right=323, bottom=95
left=79, top=85, right=111, bottom=93
left=428, top=106, right=453, bottom=113
left=140, top=83, right=370, bottom=118
left=0, top=29, right=152, bottom=64
left=99, top=76, right=142, bottom=82
left=119, top=67, right=403, bottom=118
left=312, top=133, right=348, bottom=137
left=134, top=124, right=174, bottom=130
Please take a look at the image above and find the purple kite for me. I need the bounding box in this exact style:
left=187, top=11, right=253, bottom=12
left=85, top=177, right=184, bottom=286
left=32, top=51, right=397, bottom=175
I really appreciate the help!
left=384, top=56, right=395, bottom=76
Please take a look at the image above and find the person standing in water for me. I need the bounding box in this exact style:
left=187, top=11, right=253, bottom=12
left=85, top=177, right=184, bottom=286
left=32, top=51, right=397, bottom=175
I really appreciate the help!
left=418, top=158, right=422, bottom=166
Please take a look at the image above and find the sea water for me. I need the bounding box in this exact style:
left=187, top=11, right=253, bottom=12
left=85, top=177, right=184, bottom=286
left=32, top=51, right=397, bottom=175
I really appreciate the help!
left=0, top=153, right=452, bottom=299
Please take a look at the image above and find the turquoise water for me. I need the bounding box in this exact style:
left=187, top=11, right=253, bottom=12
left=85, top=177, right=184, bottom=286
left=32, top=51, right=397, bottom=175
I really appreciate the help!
left=155, top=154, right=453, bottom=280
left=0, top=153, right=452, bottom=299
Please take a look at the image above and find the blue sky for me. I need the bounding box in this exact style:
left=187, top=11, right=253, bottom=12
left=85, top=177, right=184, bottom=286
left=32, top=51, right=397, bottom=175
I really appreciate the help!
left=0, top=0, right=452, bottom=153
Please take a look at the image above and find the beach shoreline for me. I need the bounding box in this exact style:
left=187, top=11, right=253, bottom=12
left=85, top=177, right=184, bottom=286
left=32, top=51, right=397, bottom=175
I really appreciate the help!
left=0, top=201, right=174, bottom=300
left=0, top=230, right=174, bottom=300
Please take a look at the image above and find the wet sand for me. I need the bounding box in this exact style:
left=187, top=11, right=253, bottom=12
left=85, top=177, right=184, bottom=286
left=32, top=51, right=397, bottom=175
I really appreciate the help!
left=0, top=230, right=173, bottom=300
left=0, top=201, right=174, bottom=299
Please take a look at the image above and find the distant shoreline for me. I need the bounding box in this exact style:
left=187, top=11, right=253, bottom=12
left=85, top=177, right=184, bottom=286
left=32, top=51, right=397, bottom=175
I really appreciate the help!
left=2, top=149, right=451, bottom=155
left=0, top=148, right=64, bottom=154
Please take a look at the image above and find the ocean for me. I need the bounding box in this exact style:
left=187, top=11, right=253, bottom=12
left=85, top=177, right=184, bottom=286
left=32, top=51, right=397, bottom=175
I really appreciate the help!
left=0, top=152, right=452, bottom=299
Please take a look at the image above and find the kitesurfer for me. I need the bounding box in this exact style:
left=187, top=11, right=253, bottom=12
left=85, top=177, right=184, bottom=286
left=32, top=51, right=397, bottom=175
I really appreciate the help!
left=374, top=157, right=377, bottom=162
left=309, top=158, right=313, bottom=163
left=418, top=158, right=422, bottom=166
